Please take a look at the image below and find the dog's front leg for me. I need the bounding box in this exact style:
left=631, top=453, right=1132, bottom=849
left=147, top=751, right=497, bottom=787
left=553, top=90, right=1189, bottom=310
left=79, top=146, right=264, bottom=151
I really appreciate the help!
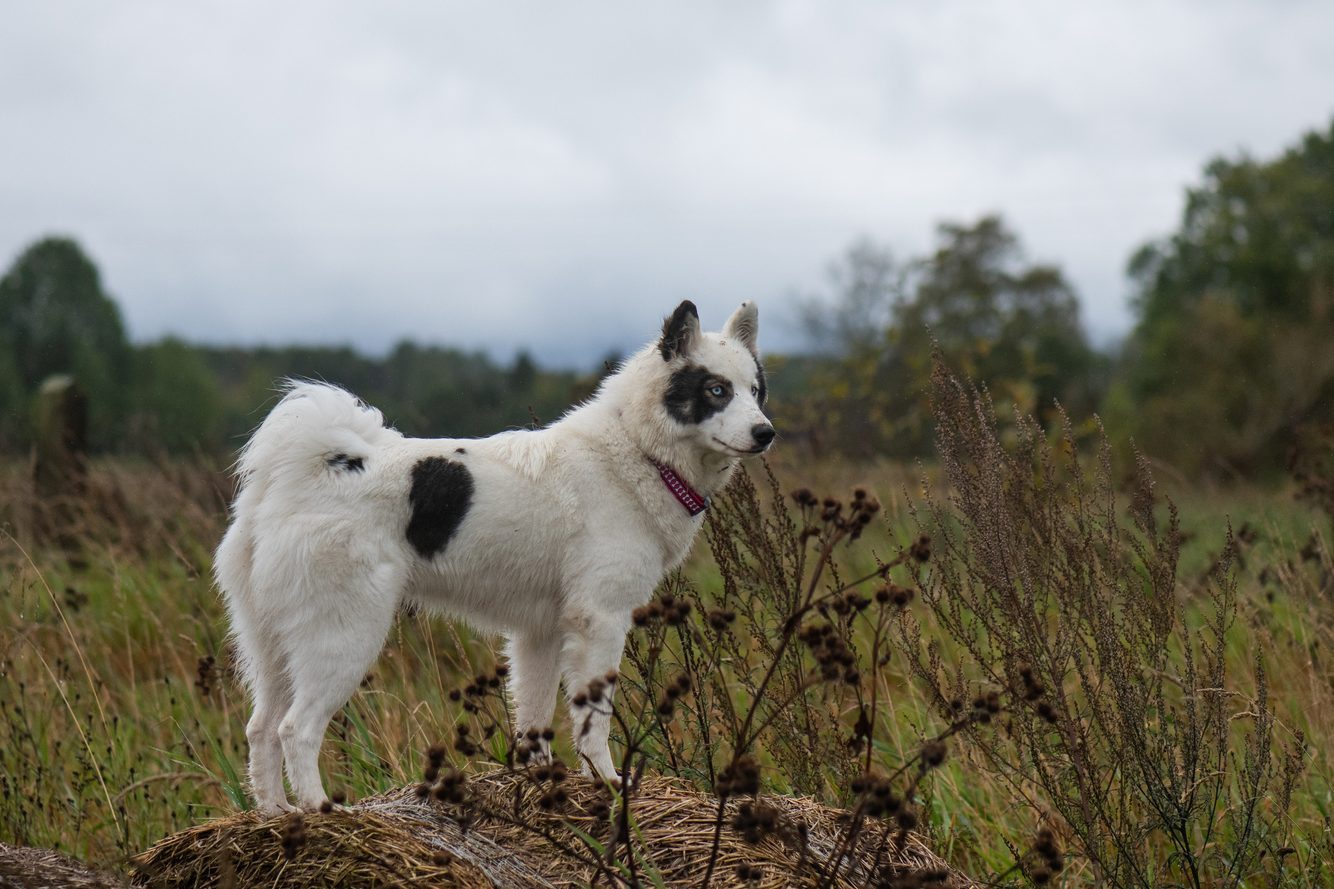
left=560, top=608, right=631, bottom=782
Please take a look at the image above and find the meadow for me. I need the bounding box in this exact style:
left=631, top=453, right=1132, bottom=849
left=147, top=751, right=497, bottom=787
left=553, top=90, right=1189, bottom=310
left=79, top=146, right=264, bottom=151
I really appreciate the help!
left=2, top=378, right=1332, bottom=887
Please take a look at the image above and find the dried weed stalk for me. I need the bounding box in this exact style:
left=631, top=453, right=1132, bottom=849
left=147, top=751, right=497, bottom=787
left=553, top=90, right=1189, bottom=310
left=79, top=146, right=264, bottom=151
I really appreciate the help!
left=897, top=359, right=1306, bottom=888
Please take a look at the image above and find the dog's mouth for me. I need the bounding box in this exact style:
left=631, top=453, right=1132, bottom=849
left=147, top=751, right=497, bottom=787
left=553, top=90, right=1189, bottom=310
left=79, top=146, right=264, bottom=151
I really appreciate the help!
left=712, top=437, right=769, bottom=456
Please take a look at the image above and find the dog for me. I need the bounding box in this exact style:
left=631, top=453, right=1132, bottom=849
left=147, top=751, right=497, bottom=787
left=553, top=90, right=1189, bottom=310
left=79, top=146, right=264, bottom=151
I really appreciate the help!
left=215, top=300, right=773, bottom=813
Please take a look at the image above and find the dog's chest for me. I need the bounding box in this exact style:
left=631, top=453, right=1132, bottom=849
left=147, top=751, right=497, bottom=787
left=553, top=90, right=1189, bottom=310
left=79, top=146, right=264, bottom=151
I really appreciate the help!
left=644, top=505, right=705, bottom=575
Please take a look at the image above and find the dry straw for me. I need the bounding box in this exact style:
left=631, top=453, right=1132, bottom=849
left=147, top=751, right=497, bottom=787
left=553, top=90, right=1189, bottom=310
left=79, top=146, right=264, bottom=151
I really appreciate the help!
left=131, top=769, right=976, bottom=888
left=0, top=841, right=128, bottom=888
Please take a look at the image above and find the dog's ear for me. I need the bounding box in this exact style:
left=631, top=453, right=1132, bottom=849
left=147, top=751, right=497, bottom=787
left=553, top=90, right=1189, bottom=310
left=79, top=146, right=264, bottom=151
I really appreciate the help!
left=659, top=300, right=701, bottom=361
left=723, top=301, right=759, bottom=356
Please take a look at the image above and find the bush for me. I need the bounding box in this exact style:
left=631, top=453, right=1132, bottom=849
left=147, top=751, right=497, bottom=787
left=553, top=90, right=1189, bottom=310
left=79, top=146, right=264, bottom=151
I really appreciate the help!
left=900, top=361, right=1306, bottom=887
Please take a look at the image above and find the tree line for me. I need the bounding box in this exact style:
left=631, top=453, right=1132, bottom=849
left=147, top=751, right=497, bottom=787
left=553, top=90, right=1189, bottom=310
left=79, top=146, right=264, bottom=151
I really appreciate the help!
left=783, top=117, right=1334, bottom=478
left=0, top=243, right=593, bottom=456
left=3, top=118, right=1332, bottom=480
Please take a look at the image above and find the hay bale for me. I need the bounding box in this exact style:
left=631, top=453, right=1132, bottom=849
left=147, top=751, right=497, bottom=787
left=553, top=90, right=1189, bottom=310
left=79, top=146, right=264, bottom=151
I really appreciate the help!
left=131, top=771, right=975, bottom=888
left=0, top=842, right=127, bottom=888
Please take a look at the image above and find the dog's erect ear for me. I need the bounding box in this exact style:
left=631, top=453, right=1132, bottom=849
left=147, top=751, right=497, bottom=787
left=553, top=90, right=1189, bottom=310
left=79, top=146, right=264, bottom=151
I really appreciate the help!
left=723, top=301, right=759, bottom=355
left=659, top=300, right=701, bottom=361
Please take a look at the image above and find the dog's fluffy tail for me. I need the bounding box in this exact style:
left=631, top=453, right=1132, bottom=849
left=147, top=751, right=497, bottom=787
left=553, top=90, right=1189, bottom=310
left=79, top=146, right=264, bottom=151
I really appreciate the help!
left=234, top=380, right=393, bottom=492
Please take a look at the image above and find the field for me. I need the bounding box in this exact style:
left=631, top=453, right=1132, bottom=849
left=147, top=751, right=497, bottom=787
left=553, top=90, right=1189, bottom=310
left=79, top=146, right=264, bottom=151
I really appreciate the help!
left=2, top=397, right=1333, bottom=886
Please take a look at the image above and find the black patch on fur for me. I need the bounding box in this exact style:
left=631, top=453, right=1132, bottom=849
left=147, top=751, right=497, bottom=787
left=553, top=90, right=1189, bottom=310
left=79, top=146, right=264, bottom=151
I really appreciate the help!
left=406, top=457, right=474, bottom=559
left=455, top=447, right=466, bottom=454
left=659, top=300, right=699, bottom=361
left=665, top=364, right=733, bottom=425
left=327, top=453, right=365, bottom=472
left=754, top=358, right=768, bottom=406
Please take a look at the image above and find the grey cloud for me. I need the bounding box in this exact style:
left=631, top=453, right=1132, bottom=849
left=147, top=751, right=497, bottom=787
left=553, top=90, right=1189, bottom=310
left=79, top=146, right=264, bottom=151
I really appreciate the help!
left=2, top=1, right=1331, bottom=366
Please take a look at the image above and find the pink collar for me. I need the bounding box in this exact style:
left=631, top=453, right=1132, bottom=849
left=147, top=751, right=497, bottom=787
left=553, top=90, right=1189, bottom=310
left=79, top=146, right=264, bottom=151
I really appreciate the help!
left=653, top=461, right=709, bottom=516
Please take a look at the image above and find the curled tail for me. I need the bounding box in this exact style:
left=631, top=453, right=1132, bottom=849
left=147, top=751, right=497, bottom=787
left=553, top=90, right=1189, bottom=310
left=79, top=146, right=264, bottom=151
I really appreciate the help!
left=234, top=380, right=394, bottom=493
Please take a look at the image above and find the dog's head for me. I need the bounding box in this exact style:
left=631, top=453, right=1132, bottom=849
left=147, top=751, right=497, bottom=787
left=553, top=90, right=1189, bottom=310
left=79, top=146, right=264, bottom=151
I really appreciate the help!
left=656, top=300, right=774, bottom=458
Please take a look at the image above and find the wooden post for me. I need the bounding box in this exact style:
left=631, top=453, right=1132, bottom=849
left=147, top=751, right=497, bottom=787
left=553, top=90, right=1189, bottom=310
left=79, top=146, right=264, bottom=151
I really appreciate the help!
left=32, top=375, right=88, bottom=543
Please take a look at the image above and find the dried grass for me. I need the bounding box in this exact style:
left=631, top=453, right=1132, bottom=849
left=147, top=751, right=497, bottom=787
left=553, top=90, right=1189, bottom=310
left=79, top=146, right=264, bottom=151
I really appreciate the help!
left=131, top=770, right=976, bottom=888
left=0, top=842, right=127, bottom=888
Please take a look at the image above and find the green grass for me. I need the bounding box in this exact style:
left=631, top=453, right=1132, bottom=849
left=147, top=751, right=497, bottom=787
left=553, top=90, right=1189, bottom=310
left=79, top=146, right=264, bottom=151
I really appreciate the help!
left=2, top=456, right=1332, bottom=885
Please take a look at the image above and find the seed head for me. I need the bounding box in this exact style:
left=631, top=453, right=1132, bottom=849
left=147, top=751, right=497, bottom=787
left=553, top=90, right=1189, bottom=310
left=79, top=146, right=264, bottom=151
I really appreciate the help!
left=791, top=488, right=817, bottom=507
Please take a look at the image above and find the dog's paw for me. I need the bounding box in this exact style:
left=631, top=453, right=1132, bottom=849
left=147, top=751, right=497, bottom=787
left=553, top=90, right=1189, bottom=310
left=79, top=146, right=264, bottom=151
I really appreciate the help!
left=313, top=799, right=353, bottom=814
left=580, top=765, right=625, bottom=791
left=256, top=799, right=300, bottom=818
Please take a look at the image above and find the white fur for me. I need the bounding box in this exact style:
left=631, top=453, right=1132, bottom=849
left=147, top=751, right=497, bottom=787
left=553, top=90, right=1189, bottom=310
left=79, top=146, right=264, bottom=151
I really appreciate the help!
left=216, top=301, right=771, bottom=813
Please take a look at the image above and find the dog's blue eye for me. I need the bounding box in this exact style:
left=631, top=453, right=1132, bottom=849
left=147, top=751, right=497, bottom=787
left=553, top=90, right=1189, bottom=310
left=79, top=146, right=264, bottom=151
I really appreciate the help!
left=708, top=385, right=725, bottom=397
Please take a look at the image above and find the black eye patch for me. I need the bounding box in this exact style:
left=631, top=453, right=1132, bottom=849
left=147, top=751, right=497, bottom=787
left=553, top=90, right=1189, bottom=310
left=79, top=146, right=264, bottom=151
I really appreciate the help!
left=665, top=365, right=734, bottom=424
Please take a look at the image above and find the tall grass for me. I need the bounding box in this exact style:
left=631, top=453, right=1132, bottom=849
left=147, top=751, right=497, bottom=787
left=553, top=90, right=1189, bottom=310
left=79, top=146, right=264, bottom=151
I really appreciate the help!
left=1, top=373, right=1332, bottom=885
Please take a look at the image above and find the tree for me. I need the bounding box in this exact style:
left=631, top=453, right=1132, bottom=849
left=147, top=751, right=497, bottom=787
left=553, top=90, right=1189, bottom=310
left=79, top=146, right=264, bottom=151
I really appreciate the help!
left=795, top=216, right=1100, bottom=458
left=0, top=237, right=133, bottom=449
left=798, top=238, right=905, bottom=354
left=896, top=216, right=1100, bottom=451
left=1109, top=118, right=1334, bottom=476
left=128, top=338, right=224, bottom=454
left=0, top=348, right=22, bottom=450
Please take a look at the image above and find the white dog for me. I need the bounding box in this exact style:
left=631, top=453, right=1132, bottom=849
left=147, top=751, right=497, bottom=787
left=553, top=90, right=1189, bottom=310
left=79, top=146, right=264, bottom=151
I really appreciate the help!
left=215, top=300, right=772, bottom=814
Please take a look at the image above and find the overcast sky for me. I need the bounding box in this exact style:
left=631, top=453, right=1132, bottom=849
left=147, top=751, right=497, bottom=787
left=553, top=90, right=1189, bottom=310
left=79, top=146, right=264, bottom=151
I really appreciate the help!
left=2, top=2, right=1331, bottom=367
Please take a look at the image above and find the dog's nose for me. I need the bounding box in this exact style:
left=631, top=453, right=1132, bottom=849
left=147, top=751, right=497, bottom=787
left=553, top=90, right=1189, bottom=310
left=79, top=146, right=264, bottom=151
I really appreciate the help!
left=751, top=424, right=776, bottom=447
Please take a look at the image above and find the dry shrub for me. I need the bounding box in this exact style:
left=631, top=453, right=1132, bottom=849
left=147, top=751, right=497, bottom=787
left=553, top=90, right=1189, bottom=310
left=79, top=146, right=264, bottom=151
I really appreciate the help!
left=575, top=460, right=1058, bottom=888
left=895, top=359, right=1307, bottom=887
left=615, top=466, right=942, bottom=803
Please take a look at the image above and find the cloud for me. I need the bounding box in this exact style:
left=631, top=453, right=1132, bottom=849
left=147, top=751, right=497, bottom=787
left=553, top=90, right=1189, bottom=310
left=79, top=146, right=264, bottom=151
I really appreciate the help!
left=2, top=0, right=1331, bottom=365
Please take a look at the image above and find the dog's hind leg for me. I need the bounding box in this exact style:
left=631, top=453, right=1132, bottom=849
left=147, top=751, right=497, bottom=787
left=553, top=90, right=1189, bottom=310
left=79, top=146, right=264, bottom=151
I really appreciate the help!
left=241, top=628, right=295, bottom=815
left=277, top=562, right=402, bottom=810
left=505, top=630, right=562, bottom=761
left=217, top=521, right=295, bottom=814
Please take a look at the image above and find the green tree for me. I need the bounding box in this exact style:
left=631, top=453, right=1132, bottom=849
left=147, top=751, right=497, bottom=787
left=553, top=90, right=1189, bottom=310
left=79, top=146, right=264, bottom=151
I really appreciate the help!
left=0, top=237, right=133, bottom=449
left=797, top=216, right=1100, bottom=458
left=0, top=348, right=22, bottom=449
left=128, top=338, right=224, bottom=454
left=1108, top=118, right=1334, bottom=477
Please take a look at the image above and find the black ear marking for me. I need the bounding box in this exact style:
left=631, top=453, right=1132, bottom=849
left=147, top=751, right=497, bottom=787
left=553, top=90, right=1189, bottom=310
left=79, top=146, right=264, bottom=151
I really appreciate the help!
left=659, top=300, right=700, bottom=361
